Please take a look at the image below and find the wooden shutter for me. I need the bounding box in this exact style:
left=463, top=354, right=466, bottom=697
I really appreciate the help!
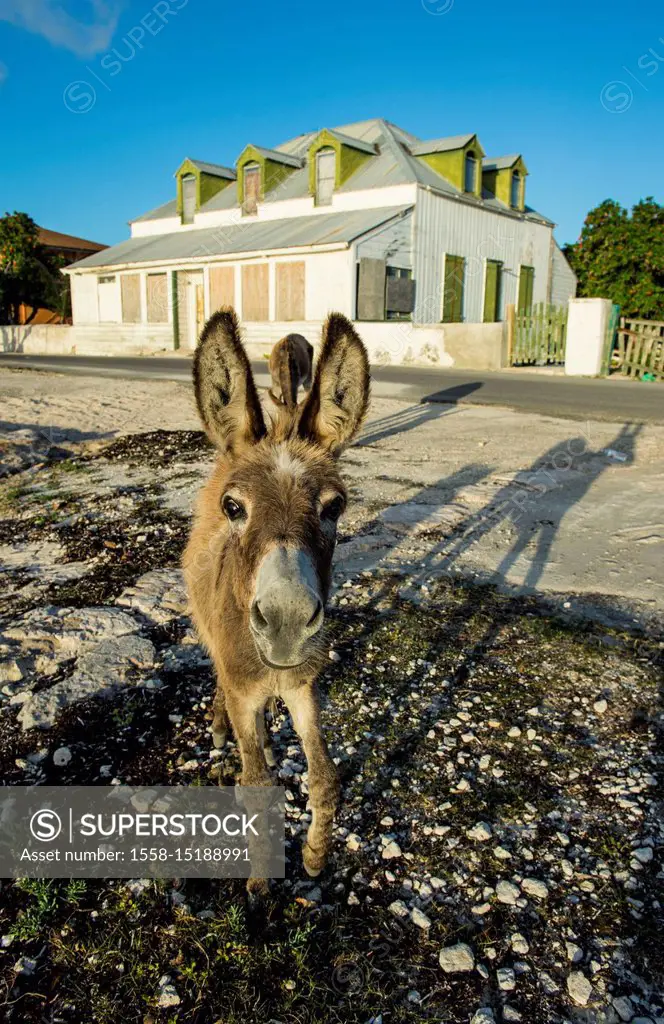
left=357, top=258, right=386, bottom=321
left=518, top=266, right=534, bottom=313
left=241, top=263, right=269, bottom=321
left=182, top=175, right=196, bottom=224
left=315, top=149, right=336, bottom=205
left=443, top=255, right=464, bottom=323
left=121, top=273, right=141, bottom=323
left=483, top=260, right=502, bottom=322
left=243, top=165, right=260, bottom=215
left=276, top=262, right=305, bottom=321
left=386, top=273, right=415, bottom=315
left=209, top=266, right=235, bottom=313
left=146, top=273, right=168, bottom=323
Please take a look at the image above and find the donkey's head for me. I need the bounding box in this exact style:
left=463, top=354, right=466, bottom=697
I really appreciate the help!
left=191, top=308, right=370, bottom=671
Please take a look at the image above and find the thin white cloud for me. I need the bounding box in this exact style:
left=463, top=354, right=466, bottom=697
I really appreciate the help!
left=0, top=1, right=123, bottom=58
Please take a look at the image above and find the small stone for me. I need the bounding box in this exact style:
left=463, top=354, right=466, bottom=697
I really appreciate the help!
left=14, top=956, right=37, bottom=975
left=471, top=902, right=492, bottom=916
left=612, top=996, right=635, bottom=1021
left=633, top=847, right=653, bottom=865
left=53, top=746, right=72, bottom=767
left=382, top=841, right=402, bottom=860
left=567, top=971, right=593, bottom=1006
left=566, top=942, right=583, bottom=963
left=471, top=1011, right=495, bottom=1023
left=497, top=967, right=516, bottom=991
left=496, top=881, right=520, bottom=905
left=539, top=971, right=560, bottom=995
left=157, top=975, right=181, bottom=1008
left=346, top=833, right=362, bottom=851
left=328, top=650, right=342, bottom=663
left=346, top=891, right=359, bottom=906
left=466, top=821, right=493, bottom=842
left=494, top=845, right=512, bottom=860
left=438, top=942, right=475, bottom=974
left=388, top=900, right=409, bottom=919
left=593, top=699, right=608, bottom=714
left=504, top=1008, right=522, bottom=1022
left=410, top=907, right=431, bottom=930
left=511, top=932, right=529, bottom=955
left=508, top=726, right=522, bottom=738
left=521, top=877, right=548, bottom=900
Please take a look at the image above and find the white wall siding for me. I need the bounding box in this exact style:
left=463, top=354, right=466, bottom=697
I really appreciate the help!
left=70, top=273, right=99, bottom=324
left=550, top=240, right=578, bottom=308
left=303, top=251, right=353, bottom=319
left=131, top=216, right=182, bottom=238
left=355, top=212, right=413, bottom=267
left=413, top=188, right=554, bottom=324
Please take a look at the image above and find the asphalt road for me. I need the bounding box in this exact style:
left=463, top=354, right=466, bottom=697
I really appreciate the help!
left=1, top=352, right=661, bottom=423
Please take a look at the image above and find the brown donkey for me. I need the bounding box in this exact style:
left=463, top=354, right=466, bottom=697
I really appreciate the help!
left=268, top=332, right=314, bottom=411
left=183, top=308, right=370, bottom=891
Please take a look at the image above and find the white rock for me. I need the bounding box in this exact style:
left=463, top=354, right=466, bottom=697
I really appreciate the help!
left=14, top=956, right=37, bottom=975
left=521, top=877, right=548, bottom=900
left=388, top=900, right=409, bottom=919
left=328, top=650, right=342, bottom=663
left=466, top=821, right=492, bottom=842
left=497, top=967, right=516, bottom=991
left=593, top=699, right=608, bottom=714
left=510, top=932, right=529, bottom=955
left=410, top=907, right=431, bottom=930
left=346, top=833, right=362, bottom=851
left=381, top=841, right=402, bottom=860
left=496, top=881, right=520, bottom=905
left=438, top=942, right=475, bottom=974
left=539, top=971, right=560, bottom=994
left=566, top=942, right=583, bottom=963
left=494, top=846, right=512, bottom=860
left=633, top=847, right=653, bottom=865
left=53, top=746, right=72, bottom=767
left=503, top=1008, right=522, bottom=1022
left=157, top=975, right=181, bottom=1008
left=567, top=971, right=593, bottom=1006
left=471, top=1011, right=495, bottom=1023
left=612, top=996, right=635, bottom=1021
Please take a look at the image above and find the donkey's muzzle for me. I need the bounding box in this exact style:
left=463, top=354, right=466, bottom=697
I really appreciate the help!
left=251, top=546, right=324, bottom=668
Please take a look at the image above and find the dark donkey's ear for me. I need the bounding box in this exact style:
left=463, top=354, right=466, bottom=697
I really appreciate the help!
left=297, top=313, right=370, bottom=456
left=193, top=308, right=266, bottom=453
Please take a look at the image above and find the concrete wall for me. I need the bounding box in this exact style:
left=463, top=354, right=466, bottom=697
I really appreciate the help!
left=0, top=324, right=173, bottom=356
left=0, top=318, right=508, bottom=369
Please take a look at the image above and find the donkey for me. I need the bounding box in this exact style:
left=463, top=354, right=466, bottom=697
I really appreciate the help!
left=268, top=332, right=314, bottom=411
left=183, top=308, right=370, bottom=893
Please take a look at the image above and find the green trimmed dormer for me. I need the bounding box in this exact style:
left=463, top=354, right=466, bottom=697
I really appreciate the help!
left=175, top=159, right=236, bottom=224
left=411, top=133, right=485, bottom=198
left=307, top=129, right=376, bottom=204
left=482, top=155, right=528, bottom=212
left=236, top=145, right=303, bottom=213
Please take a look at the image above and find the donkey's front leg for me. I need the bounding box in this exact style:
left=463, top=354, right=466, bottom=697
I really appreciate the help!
left=284, top=684, right=339, bottom=878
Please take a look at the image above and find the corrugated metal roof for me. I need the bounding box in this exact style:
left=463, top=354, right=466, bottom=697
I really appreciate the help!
left=186, top=159, right=236, bottom=179
left=316, top=129, right=377, bottom=154
left=132, top=198, right=179, bottom=223
left=69, top=206, right=413, bottom=271
left=410, top=134, right=476, bottom=156
left=243, top=146, right=303, bottom=168
left=482, top=154, right=521, bottom=171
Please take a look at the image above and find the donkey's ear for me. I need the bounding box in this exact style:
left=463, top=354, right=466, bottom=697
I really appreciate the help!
left=193, top=308, right=266, bottom=453
left=297, top=313, right=370, bottom=456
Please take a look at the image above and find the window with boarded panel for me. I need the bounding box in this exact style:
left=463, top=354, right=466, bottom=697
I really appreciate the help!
left=243, top=164, right=260, bottom=216
left=276, top=262, right=305, bottom=321
left=146, top=273, right=168, bottom=323
left=442, top=255, right=465, bottom=323
left=517, top=265, right=535, bottom=313
left=121, top=273, right=141, bottom=323
left=357, top=257, right=386, bottom=321
left=241, top=263, right=269, bottom=321
left=483, top=260, right=503, bottom=323
left=209, top=266, right=235, bottom=313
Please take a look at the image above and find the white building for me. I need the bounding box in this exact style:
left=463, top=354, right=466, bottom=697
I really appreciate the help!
left=66, top=119, right=576, bottom=365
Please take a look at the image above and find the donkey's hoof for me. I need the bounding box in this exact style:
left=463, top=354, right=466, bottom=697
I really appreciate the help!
left=246, top=877, right=270, bottom=909
left=211, top=728, right=227, bottom=749
left=303, top=842, right=326, bottom=878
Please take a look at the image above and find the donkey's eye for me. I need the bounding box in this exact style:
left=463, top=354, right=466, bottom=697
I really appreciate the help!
left=321, top=495, right=345, bottom=523
left=222, top=495, right=246, bottom=522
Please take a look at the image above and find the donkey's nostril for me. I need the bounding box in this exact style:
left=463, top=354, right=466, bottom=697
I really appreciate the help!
left=250, top=600, right=269, bottom=632
left=307, top=600, right=324, bottom=631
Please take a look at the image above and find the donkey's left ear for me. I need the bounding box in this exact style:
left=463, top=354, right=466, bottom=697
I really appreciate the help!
left=297, top=314, right=370, bottom=456
left=193, top=308, right=266, bottom=454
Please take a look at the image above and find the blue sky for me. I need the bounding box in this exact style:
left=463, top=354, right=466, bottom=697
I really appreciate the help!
left=0, top=0, right=662, bottom=246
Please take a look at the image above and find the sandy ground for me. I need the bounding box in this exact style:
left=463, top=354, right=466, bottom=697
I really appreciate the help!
left=2, top=366, right=663, bottom=624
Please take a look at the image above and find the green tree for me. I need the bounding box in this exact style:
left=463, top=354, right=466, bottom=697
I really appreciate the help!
left=0, top=211, right=67, bottom=324
left=564, top=197, right=664, bottom=320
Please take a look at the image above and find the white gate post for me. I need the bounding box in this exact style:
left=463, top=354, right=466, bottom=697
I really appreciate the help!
left=564, top=298, right=612, bottom=376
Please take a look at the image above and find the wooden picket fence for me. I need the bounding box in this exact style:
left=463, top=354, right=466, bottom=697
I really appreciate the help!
left=508, top=302, right=568, bottom=366
left=614, top=317, right=664, bottom=380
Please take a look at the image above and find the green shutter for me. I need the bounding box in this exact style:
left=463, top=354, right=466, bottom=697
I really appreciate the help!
left=443, top=255, right=464, bottom=323
left=483, top=260, right=502, bottom=322
left=518, top=266, right=534, bottom=313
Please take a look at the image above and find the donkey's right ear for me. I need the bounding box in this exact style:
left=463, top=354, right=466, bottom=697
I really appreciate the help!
left=193, top=308, right=266, bottom=454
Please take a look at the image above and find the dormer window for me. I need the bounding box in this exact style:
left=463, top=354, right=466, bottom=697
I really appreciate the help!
left=464, top=151, right=477, bottom=194
left=315, top=148, right=336, bottom=206
left=243, top=163, right=260, bottom=215
left=181, top=174, right=196, bottom=224
left=510, top=170, right=521, bottom=209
